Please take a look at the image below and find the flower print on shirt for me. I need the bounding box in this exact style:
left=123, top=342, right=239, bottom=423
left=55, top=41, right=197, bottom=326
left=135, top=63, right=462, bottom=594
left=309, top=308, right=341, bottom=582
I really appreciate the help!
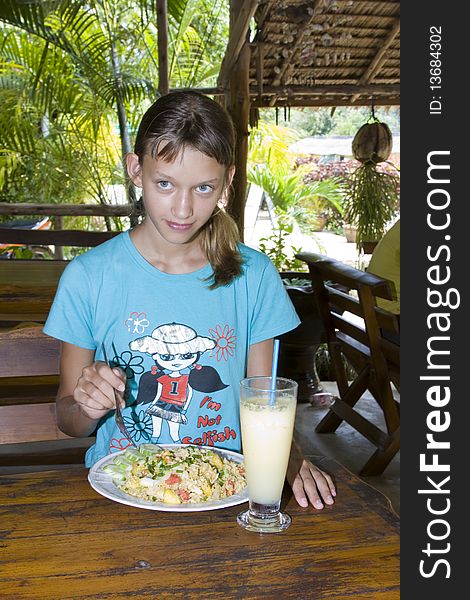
left=123, top=409, right=153, bottom=443
left=209, top=323, right=236, bottom=362
left=112, top=350, right=145, bottom=380
left=125, top=311, right=150, bottom=334
left=109, top=437, right=133, bottom=453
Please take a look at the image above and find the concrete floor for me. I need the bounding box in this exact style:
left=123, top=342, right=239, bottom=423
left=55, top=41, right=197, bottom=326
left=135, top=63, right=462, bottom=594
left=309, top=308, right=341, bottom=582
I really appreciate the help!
left=295, top=381, right=400, bottom=514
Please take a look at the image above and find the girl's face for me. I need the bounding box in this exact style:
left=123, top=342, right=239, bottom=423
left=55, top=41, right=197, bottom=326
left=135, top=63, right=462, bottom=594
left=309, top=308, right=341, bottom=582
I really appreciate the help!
left=127, top=146, right=234, bottom=246
left=153, top=351, right=198, bottom=371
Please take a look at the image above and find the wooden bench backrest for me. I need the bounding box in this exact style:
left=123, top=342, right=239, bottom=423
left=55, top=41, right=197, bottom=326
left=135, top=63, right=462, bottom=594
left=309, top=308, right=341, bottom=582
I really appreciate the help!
left=0, top=326, right=94, bottom=468
left=0, top=228, right=118, bottom=248
left=0, top=326, right=62, bottom=441
left=297, top=253, right=400, bottom=372
left=0, top=325, right=60, bottom=378
left=0, top=201, right=133, bottom=249
left=0, top=259, right=67, bottom=324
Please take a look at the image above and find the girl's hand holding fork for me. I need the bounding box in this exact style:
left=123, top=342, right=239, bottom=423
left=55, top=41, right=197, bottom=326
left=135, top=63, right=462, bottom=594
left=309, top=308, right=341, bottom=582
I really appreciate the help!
left=73, top=361, right=127, bottom=421
left=56, top=343, right=127, bottom=437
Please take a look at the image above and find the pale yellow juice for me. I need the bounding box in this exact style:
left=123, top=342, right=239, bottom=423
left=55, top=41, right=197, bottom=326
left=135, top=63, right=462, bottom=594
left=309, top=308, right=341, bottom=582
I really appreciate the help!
left=240, top=396, right=296, bottom=505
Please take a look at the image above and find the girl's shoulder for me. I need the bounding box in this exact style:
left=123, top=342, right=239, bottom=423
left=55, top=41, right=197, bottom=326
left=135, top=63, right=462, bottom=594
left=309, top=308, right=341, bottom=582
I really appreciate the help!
left=67, top=232, right=127, bottom=271
left=237, top=243, right=273, bottom=271
left=56, top=233, right=128, bottom=292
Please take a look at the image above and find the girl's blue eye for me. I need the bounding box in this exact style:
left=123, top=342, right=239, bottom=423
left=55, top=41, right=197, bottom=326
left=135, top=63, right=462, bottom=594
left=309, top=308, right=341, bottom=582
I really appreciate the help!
left=157, top=180, right=172, bottom=189
left=197, top=184, right=213, bottom=193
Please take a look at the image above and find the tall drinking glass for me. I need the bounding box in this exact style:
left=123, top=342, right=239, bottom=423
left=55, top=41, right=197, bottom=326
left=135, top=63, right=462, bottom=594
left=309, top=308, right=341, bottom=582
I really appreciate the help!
left=237, top=376, right=298, bottom=533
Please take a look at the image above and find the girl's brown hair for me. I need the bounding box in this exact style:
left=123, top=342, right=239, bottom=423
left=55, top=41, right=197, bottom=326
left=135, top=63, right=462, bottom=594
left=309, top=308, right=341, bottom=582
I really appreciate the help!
left=132, top=91, right=243, bottom=288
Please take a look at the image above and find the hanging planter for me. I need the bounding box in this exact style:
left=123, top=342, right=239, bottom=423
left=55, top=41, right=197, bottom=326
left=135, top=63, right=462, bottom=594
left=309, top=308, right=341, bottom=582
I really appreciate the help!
left=352, top=121, right=393, bottom=164
left=344, top=117, right=399, bottom=251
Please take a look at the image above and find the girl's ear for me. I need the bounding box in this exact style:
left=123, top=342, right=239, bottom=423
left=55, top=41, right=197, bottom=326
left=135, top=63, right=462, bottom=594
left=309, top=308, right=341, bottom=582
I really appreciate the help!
left=126, top=153, right=143, bottom=187
left=226, top=165, right=235, bottom=188
left=220, top=166, right=235, bottom=206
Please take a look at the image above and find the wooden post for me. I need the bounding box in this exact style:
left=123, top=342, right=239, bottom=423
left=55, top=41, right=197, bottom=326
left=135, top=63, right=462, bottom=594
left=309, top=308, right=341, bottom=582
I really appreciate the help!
left=219, top=0, right=257, bottom=240
left=226, top=43, right=251, bottom=240
left=156, top=0, right=169, bottom=96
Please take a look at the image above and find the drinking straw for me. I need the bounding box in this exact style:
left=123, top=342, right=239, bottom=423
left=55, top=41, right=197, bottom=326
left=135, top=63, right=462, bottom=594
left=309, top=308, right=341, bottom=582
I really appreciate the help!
left=269, top=339, right=280, bottom=405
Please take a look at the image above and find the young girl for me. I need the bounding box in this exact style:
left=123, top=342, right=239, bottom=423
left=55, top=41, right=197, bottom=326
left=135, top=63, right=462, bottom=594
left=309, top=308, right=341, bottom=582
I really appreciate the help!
left=44, top=91, right=335, bottom=509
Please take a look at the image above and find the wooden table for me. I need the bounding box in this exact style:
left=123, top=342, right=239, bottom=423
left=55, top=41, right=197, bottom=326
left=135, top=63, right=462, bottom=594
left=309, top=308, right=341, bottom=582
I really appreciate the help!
left=0, top=260, right=67, bottom=323
left=0, top=457, right=400, bottom=599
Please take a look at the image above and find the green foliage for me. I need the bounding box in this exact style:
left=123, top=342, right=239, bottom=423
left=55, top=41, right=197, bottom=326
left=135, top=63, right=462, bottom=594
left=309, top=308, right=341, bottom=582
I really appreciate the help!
left=249, top=121, right=299, bottom=171
left=169, top=0, right=228, bottom=88
left=249, top=164, right=300, bottom=212
left=0, top=2, right=143, bottom=208
left=330, top=107, right=400, bottom=136
left=344, top=162, right=400, bottom=246
left=259, top=107, right=333, bottom=137
left=248, top=120, right=346, bottom=267
left=0, top=245, right=33, bottom=259
left=248, top=162, right=344, bottom=235
left=248, top=165, right=343, bottom=234
left=277, top=109, right=334, bottom=137
left=248, top=121, right=345, bottom=234
left=256, top=106, right=400, bottom=138
left=257, top=217, right=305, bottom=272
left=0, top=0, right=229, bottom=216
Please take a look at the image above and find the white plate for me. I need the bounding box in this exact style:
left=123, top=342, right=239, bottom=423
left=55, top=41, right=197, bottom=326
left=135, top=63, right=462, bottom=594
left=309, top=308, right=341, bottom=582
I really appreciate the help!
left=88, top=444, right=248, bottom=512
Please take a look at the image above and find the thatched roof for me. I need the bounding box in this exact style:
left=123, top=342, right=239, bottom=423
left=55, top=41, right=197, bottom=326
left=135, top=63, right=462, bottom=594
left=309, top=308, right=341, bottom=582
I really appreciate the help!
left=219, top=0, right=400, bottom=109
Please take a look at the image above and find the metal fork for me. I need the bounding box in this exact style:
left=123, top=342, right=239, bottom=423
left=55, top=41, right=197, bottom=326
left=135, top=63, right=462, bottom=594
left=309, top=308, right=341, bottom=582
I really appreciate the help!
left=101, top=343, right=137, bottom=448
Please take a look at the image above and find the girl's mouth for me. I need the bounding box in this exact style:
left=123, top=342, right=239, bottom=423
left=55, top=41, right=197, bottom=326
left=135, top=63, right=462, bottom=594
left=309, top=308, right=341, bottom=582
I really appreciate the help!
left=166, top=220, right=194, bottom=232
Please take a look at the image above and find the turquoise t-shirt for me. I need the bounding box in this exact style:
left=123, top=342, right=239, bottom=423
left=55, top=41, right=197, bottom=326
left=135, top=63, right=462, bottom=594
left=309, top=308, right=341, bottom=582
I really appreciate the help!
left=44, top=232, right=300, bottom=466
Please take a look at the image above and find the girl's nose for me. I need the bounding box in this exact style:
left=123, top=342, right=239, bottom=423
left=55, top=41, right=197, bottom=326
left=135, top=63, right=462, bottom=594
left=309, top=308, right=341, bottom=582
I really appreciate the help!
left=172, top=191, right=193, bottom=220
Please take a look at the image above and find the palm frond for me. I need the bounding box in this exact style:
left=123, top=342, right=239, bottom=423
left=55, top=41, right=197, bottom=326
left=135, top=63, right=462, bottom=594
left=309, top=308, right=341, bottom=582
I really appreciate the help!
left=249, top=122, right=299, bottom=170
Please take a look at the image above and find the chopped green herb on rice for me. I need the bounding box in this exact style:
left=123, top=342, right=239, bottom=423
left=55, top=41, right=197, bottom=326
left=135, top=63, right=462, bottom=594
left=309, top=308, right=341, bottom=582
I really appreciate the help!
left=103, top=445, right=246, bottom=504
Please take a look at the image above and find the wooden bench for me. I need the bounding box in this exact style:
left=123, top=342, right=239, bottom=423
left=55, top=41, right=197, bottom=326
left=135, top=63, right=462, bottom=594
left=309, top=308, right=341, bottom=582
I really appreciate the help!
left=0, top=259, right=67, bottom=324
left=297, top=252, right=400, bottom=476
left=0, top=203, right=131, bottom=323
left=0, top=325, right=95, bottom=472
left=0, top=202, right=133, bottom=245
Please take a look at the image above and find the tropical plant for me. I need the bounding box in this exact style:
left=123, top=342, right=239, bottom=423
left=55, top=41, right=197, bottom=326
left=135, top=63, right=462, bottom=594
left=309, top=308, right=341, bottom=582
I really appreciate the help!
left=249, top=163, right=344, bottom=234
left=344, top=118, right=400, bottom=248
left=0, top=31, right=117, bottom=196
left=0, top=0, right=229, bottom=215
left=169, top=0, right=229, bottom=88
left=257, top=217, right=305, bottom=272
left=249, top=121, right=299, bottom=171
left=248, top=121, right=345, bottom=235
left=0, top=1, right=156, bottom=214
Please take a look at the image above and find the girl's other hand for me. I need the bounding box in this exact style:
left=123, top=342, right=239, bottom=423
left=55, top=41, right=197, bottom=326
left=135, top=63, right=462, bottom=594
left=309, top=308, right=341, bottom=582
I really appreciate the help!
left=73, top=361, right=126, bottom=421
left=290, top=459, right=336, bottom=509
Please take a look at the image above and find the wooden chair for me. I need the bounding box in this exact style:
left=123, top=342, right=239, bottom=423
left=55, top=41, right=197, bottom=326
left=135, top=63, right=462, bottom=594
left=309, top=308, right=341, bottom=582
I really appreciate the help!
left=0, top=325, right=95, bottom=472
left=297, top=252, right=400, bottom=476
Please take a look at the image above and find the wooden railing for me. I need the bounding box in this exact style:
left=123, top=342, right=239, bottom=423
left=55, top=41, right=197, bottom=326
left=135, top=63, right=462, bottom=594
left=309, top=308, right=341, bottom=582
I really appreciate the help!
left=0, top=202, right=135, bottom=249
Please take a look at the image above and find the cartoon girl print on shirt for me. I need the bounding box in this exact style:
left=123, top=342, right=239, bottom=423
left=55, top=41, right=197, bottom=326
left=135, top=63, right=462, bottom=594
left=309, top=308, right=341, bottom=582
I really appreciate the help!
left=129, top=322, right=227, bottom=443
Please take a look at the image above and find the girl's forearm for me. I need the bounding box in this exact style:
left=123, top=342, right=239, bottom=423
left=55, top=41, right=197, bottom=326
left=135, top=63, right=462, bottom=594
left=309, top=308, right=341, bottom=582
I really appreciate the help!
left=56, top=395, right=101, bottom=438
